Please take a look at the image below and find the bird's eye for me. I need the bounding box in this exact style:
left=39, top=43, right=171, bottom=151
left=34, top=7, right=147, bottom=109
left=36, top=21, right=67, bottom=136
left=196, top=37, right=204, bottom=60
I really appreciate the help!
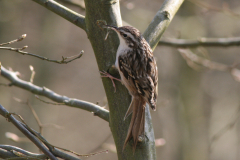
left=123, top=34, right=127, bottom=38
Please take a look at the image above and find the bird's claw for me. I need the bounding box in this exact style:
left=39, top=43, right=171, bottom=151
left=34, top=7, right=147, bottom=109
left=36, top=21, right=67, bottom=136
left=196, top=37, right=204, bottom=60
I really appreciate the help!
left=100, top=70, right=121, bottom=92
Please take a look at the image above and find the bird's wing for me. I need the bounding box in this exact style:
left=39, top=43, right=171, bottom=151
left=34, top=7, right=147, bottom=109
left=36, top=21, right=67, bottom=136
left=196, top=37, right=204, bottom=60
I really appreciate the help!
left=118, top=50, right=158, bottom=110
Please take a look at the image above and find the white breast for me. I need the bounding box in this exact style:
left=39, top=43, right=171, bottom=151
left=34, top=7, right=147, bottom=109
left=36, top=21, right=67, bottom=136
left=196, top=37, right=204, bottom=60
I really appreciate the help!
left=115, top=33, right=131, bottom=70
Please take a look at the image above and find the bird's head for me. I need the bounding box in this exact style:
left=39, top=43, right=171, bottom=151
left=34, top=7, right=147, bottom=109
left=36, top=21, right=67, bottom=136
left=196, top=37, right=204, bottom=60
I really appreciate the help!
left=104, top=25, right=142, bottom=48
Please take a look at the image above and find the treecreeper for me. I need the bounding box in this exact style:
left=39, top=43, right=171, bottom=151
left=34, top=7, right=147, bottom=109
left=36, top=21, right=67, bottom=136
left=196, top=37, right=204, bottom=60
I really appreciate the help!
left=102, top=24, right=158, bottom=152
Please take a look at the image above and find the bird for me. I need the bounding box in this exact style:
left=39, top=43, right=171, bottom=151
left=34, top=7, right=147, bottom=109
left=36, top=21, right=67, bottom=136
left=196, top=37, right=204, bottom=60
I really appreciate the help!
left=103, top=25, right=158, bottom=152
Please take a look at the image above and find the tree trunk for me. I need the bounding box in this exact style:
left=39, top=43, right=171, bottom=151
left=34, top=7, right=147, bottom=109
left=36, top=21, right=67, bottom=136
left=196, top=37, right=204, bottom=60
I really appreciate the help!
left=84, top=0, right=156, bottom=159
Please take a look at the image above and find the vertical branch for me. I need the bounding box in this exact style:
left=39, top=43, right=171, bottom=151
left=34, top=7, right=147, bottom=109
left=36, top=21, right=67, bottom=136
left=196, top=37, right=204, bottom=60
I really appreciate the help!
left=84, top=0, right=156, bottom=159
left=143, top=0, right=185, bottom=50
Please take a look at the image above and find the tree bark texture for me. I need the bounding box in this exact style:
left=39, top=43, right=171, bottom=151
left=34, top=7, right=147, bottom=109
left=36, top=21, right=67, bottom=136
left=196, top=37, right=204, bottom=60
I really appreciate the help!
left=84, top=0, right=156, bottom=159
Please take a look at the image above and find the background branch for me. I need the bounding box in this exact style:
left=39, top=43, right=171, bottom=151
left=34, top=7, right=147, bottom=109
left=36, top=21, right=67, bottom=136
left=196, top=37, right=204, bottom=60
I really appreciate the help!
left=0, top=66, right=109, bottom=121
left=0, top=105, right=85, bottom=160
left=143, top=0, right=185, bottom=50
left=188, top=0, right=240, bottom=18
left=0, top=105, right=107, bottom=160
left=178, top=48, right=240, bottom=83
left=32, top=0, right=86, bottom=30
left=159, top=37, right=240, bottom=47
left=0, top=104, right=58, bottom=160
left=178, top=48, right=229, bottom=71
left=0, top=145, right=47, bottom=159
left=1, top=46, right=83, bottom=64
left=0, top=34, right=84, bottom=64
left=18, top=119, right=106, bottom=159
left=13, top=98, right=63, bottom=135
left=0, top=34, right=26, bottom=46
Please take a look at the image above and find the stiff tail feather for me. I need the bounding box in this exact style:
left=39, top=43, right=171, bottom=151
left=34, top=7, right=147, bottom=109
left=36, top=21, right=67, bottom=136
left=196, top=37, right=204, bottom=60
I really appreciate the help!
left=124, top=97, right=134, bottom=121
left=123, top=96, right=146, bottom=152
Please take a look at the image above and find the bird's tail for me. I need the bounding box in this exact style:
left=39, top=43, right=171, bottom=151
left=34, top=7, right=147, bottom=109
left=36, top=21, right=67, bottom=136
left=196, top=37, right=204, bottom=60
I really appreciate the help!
left=123, top=96, right=146, bottom=152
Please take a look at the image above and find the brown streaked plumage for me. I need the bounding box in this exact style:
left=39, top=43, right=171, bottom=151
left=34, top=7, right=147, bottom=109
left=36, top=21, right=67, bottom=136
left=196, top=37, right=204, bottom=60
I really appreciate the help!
left=106, top=25, right=158, bottom=152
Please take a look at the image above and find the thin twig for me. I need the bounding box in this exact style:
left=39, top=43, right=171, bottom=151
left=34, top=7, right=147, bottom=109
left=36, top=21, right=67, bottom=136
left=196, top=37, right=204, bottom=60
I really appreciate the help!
left=12, top=98, right=43, bottom=134
left=40, top=123, right=64, bottom=129
left=178, top=48, right=240, bottom=84
left=0, top=66, right=109, bottom=122
left=0, top=105, right=82, bottom=160
left=0, top=44, right=84, bottom=64
left=29, top=66, right=35, bottom=83
left=5, top=112, right=106, bottom=159
left=26, top=100, right=43, bottom=135
left=85, top=133, right=112, bottom=155
left=47, top=144, right=108, bottom=158
left=0, top=105, right=58, bottom=160
left=178, top=48, right=229, bottom=71
left=33, top=97, right=71, bottom=128
left=0, top=35, right=83, bottom=64
left=13, top=98, right=64, bottom=134
left=0, top=34, right=26, bottom=46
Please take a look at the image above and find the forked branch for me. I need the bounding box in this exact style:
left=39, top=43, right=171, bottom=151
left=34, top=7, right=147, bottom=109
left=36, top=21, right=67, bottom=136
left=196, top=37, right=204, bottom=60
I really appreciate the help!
left=0, top=105, right=107, bottom=160
left=0, top=34, right=83, bottom=64
left=0, top=66, right=109, bottom=121
left=0, top=104, right=58, bottom=160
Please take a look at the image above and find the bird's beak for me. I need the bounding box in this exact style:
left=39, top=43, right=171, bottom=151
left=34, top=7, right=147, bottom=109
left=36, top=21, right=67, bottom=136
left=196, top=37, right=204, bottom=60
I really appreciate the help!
left=103, top=25, right=118, bottom=40
left=104, top=25, right=118, bottom=31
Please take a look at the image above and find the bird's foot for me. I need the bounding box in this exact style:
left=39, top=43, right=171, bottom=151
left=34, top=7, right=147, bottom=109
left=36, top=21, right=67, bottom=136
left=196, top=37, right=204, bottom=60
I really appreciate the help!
left=100, top=70, right=121, bottom=92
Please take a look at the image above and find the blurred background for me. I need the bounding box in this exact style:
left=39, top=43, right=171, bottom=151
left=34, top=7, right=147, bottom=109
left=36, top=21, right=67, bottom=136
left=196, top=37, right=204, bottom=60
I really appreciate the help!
left=0, top=0, right=240, bottom=159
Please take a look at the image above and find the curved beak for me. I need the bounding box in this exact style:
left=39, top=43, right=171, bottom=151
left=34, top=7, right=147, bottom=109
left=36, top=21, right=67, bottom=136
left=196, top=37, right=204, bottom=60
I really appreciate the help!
left=103, top=25, right=118, bottom=41
left=103, top=25, right=118, bottom=31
